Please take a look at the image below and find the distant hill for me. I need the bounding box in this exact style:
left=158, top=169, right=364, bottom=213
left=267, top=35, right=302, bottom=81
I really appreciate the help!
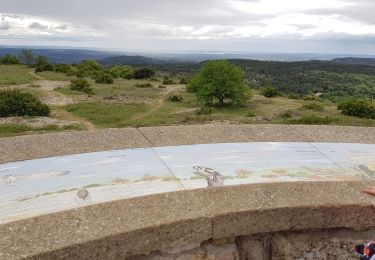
left=0, top=47, right=119, bottom=64
left=331, top=57, right=375, bottom=66
left=98, top=55, right=174, bottom=66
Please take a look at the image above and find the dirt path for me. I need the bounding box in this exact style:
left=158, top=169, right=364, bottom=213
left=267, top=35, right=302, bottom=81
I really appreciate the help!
left=28, top=70, right=44, bottom=80
left=7, top=71, right=97, bottom=130
left=53, top=109, right=96, bottom=131
left=131, top=86, right=177, bottom=121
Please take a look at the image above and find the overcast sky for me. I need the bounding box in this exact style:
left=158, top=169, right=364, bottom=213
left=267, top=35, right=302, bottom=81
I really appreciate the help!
left=1, top=0, right=375, bottom=54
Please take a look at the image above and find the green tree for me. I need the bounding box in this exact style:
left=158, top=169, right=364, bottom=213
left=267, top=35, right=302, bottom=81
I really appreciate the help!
left=0, top=55, right=20, bottom=64
left=187, top=60, right=250, bottom=106
left=18, top=49, right=34, bottom=65
left=34, top=55, right=49, bottom=68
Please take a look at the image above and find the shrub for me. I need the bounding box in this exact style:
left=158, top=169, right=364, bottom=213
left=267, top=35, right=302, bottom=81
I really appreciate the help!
left=0, top=55, right=21, bottom=64
left=289, top=114, right=338, bottom=125
left=35, top=64, right=54, bottom=73
left=303, top=95, right=318, bottom=101
left=135, top=83, right=152, bottom=88
left=109, top=65, right=134, bottom=79
left=0, top=89, right=50, bottom=117
left=302, top=103, right=325, bottom=112
left=158, top=85, right=167, bottom=89
left=288, top=94, right=300, bottom=100
left=95, top=72, right=114, bottom=84
left=196, top=106, right=212, bottom=115
left=262, top=87, right=281, bottom=98
left=246, top=111, right=256, bottom=117
left=54, top=64, right=72, bottom=74
left=168, top=95, right=183, bottom=102
left=70, top=79, right=93, bottom=94
left=338, top=99, right=375, bottom=119
left=133, top=67, right=155, bottom=79
left=179, top=78, right=189, bottom=84
left=163, top=76, right=176, bottom=85
left=279, top=110, right=293, bottom=118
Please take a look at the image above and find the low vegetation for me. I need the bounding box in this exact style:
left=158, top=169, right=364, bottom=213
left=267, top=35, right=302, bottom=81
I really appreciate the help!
left=0, top=89, right=50, bottom=117
left=262, top=87, right=281, bottom=98
left=338, top=99, right=375, bottom=119
left=70, top=79, right=93, bottom=94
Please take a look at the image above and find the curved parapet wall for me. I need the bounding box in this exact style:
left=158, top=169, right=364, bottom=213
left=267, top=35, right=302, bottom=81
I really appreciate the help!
left=1, top=124, right=375, bottom=259
left=1, top=181, right=375, bottom=259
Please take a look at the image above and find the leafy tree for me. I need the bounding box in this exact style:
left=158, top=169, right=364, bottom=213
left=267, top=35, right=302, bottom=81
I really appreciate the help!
left=133, top=67, right=155, bottom=79
left=18, top=49, right=34, bottom=65
left=0, top=89, right=50, bottom=117
left=0, top=55, right=21, bottom=64
left=34, top=56, right=54, bottom=72
left=109, top=65, right=134, bottom=79
left=187, top=60, right=250, bottom=106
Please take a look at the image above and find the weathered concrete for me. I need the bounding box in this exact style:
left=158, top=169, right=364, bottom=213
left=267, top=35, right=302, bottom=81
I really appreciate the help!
left=1, top=180, right=375, bottom=259
left=1, top=124, right=375, bottom=163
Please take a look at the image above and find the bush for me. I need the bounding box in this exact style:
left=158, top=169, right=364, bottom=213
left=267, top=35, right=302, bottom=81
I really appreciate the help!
left=303, top=95, right=318, bottom=101
left=35, top=64, right=54, bottom=73
left=163, top=76, right=176, bottom=85
left=289, top=114, right=338, bottom=125
left=133, top=67, right=155, bottom=79
left=0, top=89, right=50, bottom=117
left=279, top=110, right=293, bottom=118
left=338, top=99, right=375, bottom=119
left=302, top=103, right=325, bottom=112
left=246, top=111, right=256, bottom=117
left=196, top=106, right=212, bottom=115
left=158, top=85, right=167, bottom=89
left=54, top=64, right=72, bottom=74
left=179, top=78, right=189, bottom=84
left=70, top=79, right=93, bottom=94
left=0, top=55, right=21, bottom=64
left=288, top=94, right=300, bottom=100
left=168, top=95, right=183, bottom=102
left=95, top=72, right=114, bottom=84
left=135, top=83, right=152, bottom=88
left=109, top=65, right=134, bottom=79
left=262, top=87, right=281, bottom=98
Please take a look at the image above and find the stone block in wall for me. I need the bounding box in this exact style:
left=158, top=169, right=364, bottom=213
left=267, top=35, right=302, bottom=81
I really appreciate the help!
left=271, top=228, right=375, bottom=260
left=202, top=242, right=239, bottom=260
left=237, top=235, right=271, bottom=260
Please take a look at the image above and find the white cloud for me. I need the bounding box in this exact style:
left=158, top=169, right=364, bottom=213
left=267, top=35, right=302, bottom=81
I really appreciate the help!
left=0, top=13, right=99, bottom=37
left=1, top=0, right=375, bottom=53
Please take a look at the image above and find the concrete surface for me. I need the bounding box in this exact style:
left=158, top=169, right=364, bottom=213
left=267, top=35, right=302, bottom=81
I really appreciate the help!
left=1, top=180, right=375, bottom=259
left=1, top=124, right=375, bottom=163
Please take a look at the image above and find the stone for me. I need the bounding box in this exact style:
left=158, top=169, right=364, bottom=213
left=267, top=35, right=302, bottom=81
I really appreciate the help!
left=271, top=229, right=375, bottom=260
left=237, top=235, right=270, bottom=260
left=203, top=243, right=239, bottom=260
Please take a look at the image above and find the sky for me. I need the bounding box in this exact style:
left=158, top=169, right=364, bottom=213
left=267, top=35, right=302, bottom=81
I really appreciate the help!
left=1, top=0, right=375, bottom=54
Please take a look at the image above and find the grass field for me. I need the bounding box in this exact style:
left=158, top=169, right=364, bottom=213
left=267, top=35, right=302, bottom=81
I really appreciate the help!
left=0, top=124, right=83, bottom=138
left=36, top=71, right=74, bottom=81
left=0, top=65, right=37, bottom=85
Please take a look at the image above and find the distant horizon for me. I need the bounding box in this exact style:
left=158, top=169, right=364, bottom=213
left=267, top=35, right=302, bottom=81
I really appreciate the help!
left=2, top=45, right=375, bottom=58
